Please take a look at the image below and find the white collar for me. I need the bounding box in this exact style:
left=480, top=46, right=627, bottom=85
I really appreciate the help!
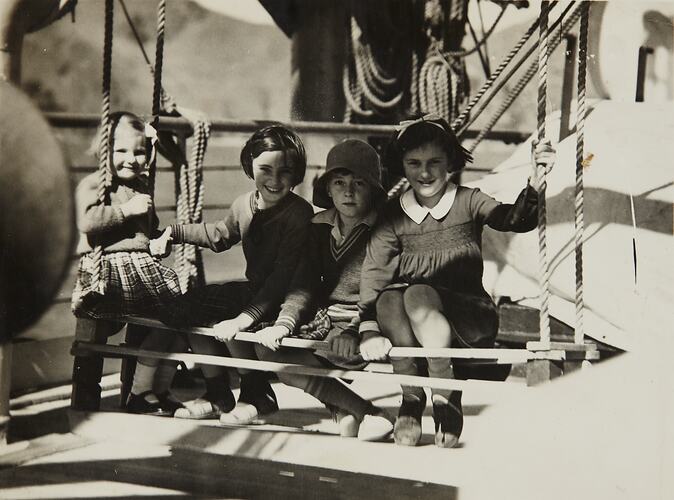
left=400, top=182, right=457, bottom=224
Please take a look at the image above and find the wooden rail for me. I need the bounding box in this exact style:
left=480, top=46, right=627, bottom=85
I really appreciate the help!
left=121, top=316, right=599, bottom=363
left=72, top=342, right=529, bottom=394
left=45, top=112, right=529, bottom=144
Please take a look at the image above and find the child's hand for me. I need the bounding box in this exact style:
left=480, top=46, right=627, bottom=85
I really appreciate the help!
left=212, top=315, right=252, bottom=343
left=530, top=139, right=556, bottom=190
left=359, top=331, right=392, bottom=361
left=256, top=326, right=291, bottom=351
left=121, top=194, right=152, bottom=217
left=150, top=227, right=173, bottom=258
left=329, top=330, right=359, bottom=359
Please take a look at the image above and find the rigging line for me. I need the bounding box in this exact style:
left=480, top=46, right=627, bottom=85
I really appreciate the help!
left=456, top=1, right=579, bottom=136
left=118, top=0, right=153, bottom=71
left=445, top=4, right=506, bottom=58
left=467, top=16, right=490, bottom=78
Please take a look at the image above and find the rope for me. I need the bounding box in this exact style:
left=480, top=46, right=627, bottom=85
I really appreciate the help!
left=536, top=1, right=552, bottom=344
left=91, top=0, right=114, bottom=295
left=450, top=11, right=542, bottom=131
left=468, top=5, right=583, bottom=153
left=456, top=1, right=578, bottom=136
left=445, top=5, right=506, bottom=58
left=574, top=1, right=590, bottom=344
left=148, top=0, right=166, bottom=200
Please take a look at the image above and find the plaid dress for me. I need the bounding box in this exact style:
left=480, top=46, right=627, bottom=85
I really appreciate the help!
left=72, top=251, right=182, bottom=321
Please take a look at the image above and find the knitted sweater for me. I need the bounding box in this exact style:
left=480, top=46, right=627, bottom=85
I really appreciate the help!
left=75, top=173, right=159, bottom=255
left=170, top=190, right=313, bottom=322
left=358, top=183, right=537, bottom=333
left=274, top=208, right=377, bottom=333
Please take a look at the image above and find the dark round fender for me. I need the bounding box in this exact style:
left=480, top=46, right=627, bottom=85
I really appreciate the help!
left=0, top=81, right=74, bottom=339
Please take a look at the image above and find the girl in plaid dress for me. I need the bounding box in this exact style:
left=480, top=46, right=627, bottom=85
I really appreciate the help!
left=72, top=111, right=185, bottom=415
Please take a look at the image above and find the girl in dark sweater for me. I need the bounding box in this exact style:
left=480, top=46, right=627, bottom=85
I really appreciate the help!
left=154, top=125, right=314, bottom=422
left=358, top=115, right=555, bottom=448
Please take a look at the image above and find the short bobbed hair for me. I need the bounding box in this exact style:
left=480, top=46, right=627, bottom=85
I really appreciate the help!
left=240, top=124, right=307, bottom=186
left=384, top=116, right=473, bottom=178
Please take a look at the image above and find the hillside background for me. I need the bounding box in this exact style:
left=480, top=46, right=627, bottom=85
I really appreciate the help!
left=22, top=0, right=591, bottom=132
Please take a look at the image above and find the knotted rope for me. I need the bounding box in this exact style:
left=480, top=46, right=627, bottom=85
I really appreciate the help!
left=574, top=1, right=590, bottom=344
left=536, top=1, right=552, bottom=344
left=91, top=0, right=114, bottom=295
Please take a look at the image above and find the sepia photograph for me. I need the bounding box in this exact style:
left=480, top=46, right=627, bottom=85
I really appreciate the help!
left=0, top=0, right=672, bottom=498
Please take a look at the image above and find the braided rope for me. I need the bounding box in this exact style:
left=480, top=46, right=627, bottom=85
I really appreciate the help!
left=148, top=0, right=166, bottom=200
left=469, top=5, right=583, bottom=152
left=574, top=1, right=590, bottom=344
left=450, top=14, right=541, bottom=132
left=91, top=0, right=115, bottom=295
left=536, top=1, right=551, bottom=344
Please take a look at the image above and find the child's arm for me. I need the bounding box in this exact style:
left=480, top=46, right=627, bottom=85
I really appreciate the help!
left=358, top=214, right=401, bottom=335
left=273, top=229, right=322, bottom=334
left=169, top=195, right=245, bottom=252
left=241, top=203, right=314, bottom=326
left=474, top=140, right=555, bottom=233
left=76, top=177, right=151, bottom=234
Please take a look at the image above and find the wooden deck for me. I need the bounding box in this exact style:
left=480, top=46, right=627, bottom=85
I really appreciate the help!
left=1, top=373, right=522, bottom=498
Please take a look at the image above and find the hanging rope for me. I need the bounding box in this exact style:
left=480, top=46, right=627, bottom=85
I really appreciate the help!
left=120, top=0, right=208, bottom=291
left=536, top=1, right=552, bottom=344
left=148, top=0, right=166, bottom=200
left=91, top=0, right=115, bottom=295
left=574, top=1, right=590, bottom=345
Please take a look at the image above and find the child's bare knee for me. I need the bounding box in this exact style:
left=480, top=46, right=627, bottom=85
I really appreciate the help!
left=403, top=285, right=442, bottom=323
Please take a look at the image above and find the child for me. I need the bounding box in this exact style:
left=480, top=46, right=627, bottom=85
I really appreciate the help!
left=153, top=125, right=314, bottom=421
left=251, top=139, right=392, bottom=440
left=72, top=111, right=186, bottom=415
left=358, top=115, right=555, bottom=448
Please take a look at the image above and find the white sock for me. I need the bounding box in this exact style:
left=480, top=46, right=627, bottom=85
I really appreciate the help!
left=131, top=362, right=157, bottom=395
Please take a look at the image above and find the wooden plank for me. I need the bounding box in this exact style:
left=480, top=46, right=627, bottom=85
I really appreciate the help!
left=527, top=341, right=598, bottom=352
left=73, top=342, right=527, bottom=394
left=123, top=316, right=565, bottom=361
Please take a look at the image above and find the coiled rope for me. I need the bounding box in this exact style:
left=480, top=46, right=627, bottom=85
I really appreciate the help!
left=574, top=1, right=590, bottom=344
left=91, top=0, right=114, bottom=295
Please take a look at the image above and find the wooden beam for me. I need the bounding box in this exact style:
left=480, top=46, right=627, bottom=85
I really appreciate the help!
left=527, top=341, right=598, bottom=352
left=73, top=342, right=527, bottom=394
left=123, top=316, right=564, bottom=361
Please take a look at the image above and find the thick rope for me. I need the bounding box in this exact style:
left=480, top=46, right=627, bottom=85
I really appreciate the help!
left=148, top=0, right=166, bottom=200
left=536, top=1, right=552, bottom=344
left=91, top=0, right=114, bottom=295
left=574, top=1, right=590, bottom=344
